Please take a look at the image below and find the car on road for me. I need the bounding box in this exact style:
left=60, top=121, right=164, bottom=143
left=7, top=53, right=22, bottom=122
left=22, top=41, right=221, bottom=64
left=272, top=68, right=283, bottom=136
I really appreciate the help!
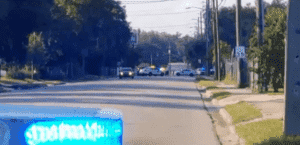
left=175, top=69, right=195, bottom=77
left=138, top=67, right=164, bottom=76
left=150, top=68, right=164, bottom=76
left=138, top=67, right=152, bottom=76
left=119, top=67, right=134, bottom=79
left=196, top=68, right=205, bottom=75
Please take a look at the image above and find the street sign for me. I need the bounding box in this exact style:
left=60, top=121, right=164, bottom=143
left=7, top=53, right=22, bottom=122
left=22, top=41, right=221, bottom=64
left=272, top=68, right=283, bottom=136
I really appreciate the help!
left=131, top=30, right=138, bottom=45
left=284, top=0, right=300, bottom=136
left=235, top=46, right=245, bottom=58
left=0, top=104, right=123, bottom=145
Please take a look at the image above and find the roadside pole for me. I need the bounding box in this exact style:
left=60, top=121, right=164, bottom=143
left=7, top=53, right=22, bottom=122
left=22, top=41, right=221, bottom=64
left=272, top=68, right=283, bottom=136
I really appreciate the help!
left=284, top=0, right=300, bottom=136
left=236, top=0, right=241, bottom=86
left=216, top=0, right=220, bottom=82
left=32, top=60, right=33, bottom=80
left=256, top=0, right=263, bottom=92
left=169, top=42, right=171, bottom=76
left=206, top=0, right=210, bottom=76
left=0, top=59, right=2, bottom=78
left=212, top=0, right=217, bottom=80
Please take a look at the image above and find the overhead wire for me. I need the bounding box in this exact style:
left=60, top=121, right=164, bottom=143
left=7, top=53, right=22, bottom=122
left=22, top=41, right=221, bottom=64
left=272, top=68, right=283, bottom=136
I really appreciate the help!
left=129, top=10, right=199, bottom=16
left=119, top=0, right=174, bottom=4
left=132, top=22, right=197, bottom=28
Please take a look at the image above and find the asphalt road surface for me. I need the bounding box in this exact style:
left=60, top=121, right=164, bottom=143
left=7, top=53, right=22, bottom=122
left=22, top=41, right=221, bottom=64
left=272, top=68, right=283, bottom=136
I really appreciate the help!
left=0, top=76, right=220, bottom=145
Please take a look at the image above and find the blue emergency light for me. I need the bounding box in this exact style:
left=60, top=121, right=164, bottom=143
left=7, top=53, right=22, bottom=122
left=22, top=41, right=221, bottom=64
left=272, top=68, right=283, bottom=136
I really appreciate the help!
left=0, top=104, right=123, bottom=145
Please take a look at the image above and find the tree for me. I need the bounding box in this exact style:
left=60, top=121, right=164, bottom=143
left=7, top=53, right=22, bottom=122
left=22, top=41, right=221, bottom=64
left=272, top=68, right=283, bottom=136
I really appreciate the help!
left=26, top=32, right=49, bottom=70
left=247, top=5, right=287, bottom=92
left=49, top=0, right=131, bottom=76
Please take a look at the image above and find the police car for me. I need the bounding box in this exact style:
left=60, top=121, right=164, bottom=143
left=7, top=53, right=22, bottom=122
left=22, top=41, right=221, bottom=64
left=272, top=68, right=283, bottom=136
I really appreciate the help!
left=119, top=67, right=134, bottom=79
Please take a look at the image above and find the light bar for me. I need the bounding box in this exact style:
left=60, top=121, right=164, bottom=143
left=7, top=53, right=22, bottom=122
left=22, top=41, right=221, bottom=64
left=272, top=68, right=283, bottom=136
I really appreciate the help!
left=0, top=104, right=123, bottom=145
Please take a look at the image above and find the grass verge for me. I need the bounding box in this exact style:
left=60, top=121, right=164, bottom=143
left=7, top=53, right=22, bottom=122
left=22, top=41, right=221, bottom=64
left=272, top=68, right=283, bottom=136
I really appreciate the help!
left=211, top=91, right=231, bottom=100
left=225, top=101, right=263, bottom=124
left=260, top=88, right=284, bottom=95
left=0, top=76, right=28, bottom=84
left=236, top=119, right=286, bottom=145
left=198, top=80, right=220, bottom=90
left=1, top=76, right=62, bottom=85
left=222, top=73, right=238, bottom=85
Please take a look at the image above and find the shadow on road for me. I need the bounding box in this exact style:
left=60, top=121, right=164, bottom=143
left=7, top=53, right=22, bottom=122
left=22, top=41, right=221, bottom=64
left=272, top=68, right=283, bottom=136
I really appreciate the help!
left=6, top=83, right=198, bottom=92
left=0, top=97, right=222, bottom=111
left=0, top=92, right=203, bottom=101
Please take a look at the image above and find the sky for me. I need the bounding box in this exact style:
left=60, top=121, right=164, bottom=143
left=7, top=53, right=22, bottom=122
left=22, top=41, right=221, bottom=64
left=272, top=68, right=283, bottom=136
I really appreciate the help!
left=120, top=0, right=288, bottom=37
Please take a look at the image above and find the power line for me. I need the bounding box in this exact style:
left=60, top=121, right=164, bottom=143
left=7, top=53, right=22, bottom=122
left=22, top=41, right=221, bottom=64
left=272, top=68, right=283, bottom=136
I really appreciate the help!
left=132, top=22, right=196, bottom=28
left=129, top=10, right=199, bottom=16
left=120, top=0, right=174, bottom=4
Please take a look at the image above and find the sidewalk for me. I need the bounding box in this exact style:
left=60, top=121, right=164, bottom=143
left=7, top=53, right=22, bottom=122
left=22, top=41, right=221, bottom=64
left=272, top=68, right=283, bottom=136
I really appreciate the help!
left=197, top=77, right=285, bottom=145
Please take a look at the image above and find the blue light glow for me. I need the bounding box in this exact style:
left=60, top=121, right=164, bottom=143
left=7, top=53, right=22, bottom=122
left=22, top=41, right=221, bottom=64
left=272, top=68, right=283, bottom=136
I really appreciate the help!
left=24, top=118, right=122, bottom=145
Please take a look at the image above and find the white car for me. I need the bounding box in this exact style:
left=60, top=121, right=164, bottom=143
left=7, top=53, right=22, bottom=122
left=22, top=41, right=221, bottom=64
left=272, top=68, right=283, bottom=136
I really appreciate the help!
left=175, top=69, right=195, bottom=77
left=139, top=67, right=164, bottom=76
left=138, top=67, right=152, bottom=76
left=196, top=68, right=205, bottom=75
left=149, top=68, right=164, bottom=76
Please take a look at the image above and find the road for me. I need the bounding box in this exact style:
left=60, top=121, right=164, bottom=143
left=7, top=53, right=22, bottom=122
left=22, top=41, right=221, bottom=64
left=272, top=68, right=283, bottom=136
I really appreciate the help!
left=0, top=76, right=220, bottom=145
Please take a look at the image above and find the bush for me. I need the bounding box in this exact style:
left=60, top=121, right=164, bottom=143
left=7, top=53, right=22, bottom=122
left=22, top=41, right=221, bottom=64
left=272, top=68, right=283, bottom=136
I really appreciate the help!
left=7, top=65, right=39, bottom=80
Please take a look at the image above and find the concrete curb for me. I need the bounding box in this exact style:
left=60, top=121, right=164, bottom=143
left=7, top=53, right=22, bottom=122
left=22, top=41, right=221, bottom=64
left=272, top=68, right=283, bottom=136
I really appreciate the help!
left=197, top=85, right=243, bottom=145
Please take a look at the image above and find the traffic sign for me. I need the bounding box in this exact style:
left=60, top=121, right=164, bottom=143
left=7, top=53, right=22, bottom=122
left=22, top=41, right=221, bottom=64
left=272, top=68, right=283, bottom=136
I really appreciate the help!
left=235, top=46, right=245, bottom=58
left=131, top=30, right=138, bottom=45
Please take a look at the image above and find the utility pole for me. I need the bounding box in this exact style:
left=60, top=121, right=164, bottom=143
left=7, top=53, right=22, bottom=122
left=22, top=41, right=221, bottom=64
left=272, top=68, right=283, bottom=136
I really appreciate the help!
left=151, top=53, right=152, bottom=66
left=200, top=11, right=202, bottom=38
left=236, top=0, right=241, bottom=86
left=212, top=0, right=218, bottom=80
left=31, top=60, right=33, bottom=80
left=198, top=17, right=200, bottom=39
left=206, top=0, right=210, bottom=76
left=169, top=42, right=171, bottom=76
left=216, top=0, right=220, bottom=82
left=256, top=0, right=263, bottom=91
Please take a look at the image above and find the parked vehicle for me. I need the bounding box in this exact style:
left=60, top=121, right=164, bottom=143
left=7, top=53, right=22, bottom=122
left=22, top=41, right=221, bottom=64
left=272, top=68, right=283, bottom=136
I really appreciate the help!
left=138, top=67, right=152, bottom=76
left=150, top=68, right=164, bottom=76
left=175, top=69, right=195, bottom=77
left=196, top=68, right=205, bottom=75
left=119, top=67, right=134, bottom=79
left=138, top=67, right=164, bottom=76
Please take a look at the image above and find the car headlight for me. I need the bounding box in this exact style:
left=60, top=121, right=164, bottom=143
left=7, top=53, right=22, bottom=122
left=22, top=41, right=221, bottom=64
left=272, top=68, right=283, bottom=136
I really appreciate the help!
left=120, top=72, right=123, bottom=75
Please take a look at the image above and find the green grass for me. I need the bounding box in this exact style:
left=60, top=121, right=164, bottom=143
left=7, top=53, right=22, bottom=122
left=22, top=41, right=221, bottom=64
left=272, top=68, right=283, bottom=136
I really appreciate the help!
left=260, top=88, right=284, bottom=95
left=225, top=101, right=263, bottom=124
left=206, top=86, right=222, bottom=90
left=236, top=119, right=286, bottom=145
left=0, top=76, right=62, bottom=85
left=0, top=76, right=28, bottom=84
left=199, top=80, right=217, bottom=87
left=222, top=73, right=238, bottom=85
left=211, top=91, right=231, bottom=100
